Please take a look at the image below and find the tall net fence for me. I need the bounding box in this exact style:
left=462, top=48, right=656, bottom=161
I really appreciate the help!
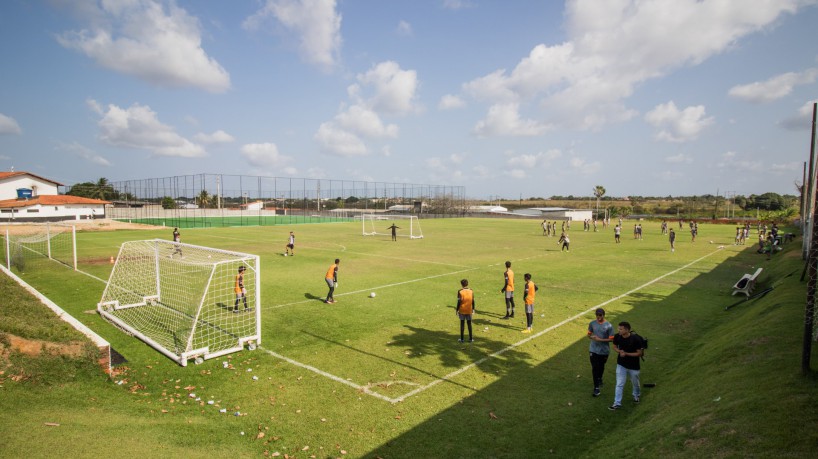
left=72, top=174, right=466, bottom=228
left=1, top=223, right=76, bottom=272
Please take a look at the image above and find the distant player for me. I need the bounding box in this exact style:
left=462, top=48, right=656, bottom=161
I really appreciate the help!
left=285, top=231, right=295, bottom=256
left=456, top=278, right=475, bottom=343
left=500, top=261, right=515, bottom=319
left=233, top=266, right=248, bottom=312
left=324, top=258, right=340, bottom=304
left=559, top=232, right=570, bottom=252
left=171, top=227, right=183, bottom=258
left=669, top=228, right=676, bottom=252
left=614, top=224, right=621, bottom=243
left=387, top=224, right=400, bottom=241
left=522, top=273, right=538, bottom=333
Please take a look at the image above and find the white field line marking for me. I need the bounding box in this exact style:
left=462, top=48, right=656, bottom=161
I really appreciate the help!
left=265, top=266, right=480, bottom=310
left=260, top=347, right=400, bottom=403
left=392, top=248, right=724, bottom=403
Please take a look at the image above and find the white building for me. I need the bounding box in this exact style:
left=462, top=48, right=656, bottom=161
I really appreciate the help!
left=0, top=171, right=109, bottom=222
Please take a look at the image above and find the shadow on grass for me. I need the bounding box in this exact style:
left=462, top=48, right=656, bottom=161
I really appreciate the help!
left=364, top=244, right=767, bottom=458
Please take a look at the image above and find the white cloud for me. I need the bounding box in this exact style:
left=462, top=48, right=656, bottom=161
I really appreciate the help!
left=56, top=141, right=111, bottom=166
left=645, top=101, right=714, bottom=143
left=568, top=156, right=601, bottom=175
left=438, top=94, right=465, bottom=110
left=463, top=0, right=805, bottom=133
left=316, top=61, right=418, bottom=156
left=194, top=130, right=235, bottom=144
left=780, top=100, right=818, bottom=130
left=665, top=153, right=693, bottom=164
left=396, top=20, right=412, bottom=36
left=314, top=122, right=367, bottom=156
left=729, top=68, right=818, bottom=103
left=240, top=143, right=293, bottom=169
left=0, top=113, right=22, bottom=135
left=90, top=99, right=206, bottom=158
left=352, top=61, right=420, bottom=115
left=474, top=103, right=549, bottom=137
left=244, top=0, right=342, bottom=70
left=57, top=0, right=230, bottom=93
left=442, top=0, right=474, bottom=10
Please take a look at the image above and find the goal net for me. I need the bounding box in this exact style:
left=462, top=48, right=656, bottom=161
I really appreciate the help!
left=2, top=223, right=77, bottom=272
left=98, top=239, right=261, bottom=366
left=362, top=214, right=423, bottom=239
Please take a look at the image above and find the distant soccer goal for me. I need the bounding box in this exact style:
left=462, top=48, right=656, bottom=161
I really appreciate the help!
left=98, top=239, right=260, bottom=366
left=2, top=223, right=77, bottom=271
left=362, top=214, right=424, bottom=239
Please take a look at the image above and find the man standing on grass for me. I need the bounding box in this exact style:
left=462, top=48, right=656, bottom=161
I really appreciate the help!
left=233, top=266, right=248, bottom=312
left=609, top=321, right=645, bottom=410
left=456, top=278, right=475, bottom=343
left=669, top=228, right=676, bottom=252
left=559, top=232, right=570, bottom=252
left=588, top=308, right=614, bottom=397
left=500, top=261, right=515, bottom=319
left=387, top=224, right=400, bottom=241
left=325, top=258, right=340, bottom=304
left=285, top=231, right=295, bottom=256
left=522, top=273, right=538, bottom=333
left=614, top=224, right=621, bottom=243
left=172, top=227, right=183, bottom=258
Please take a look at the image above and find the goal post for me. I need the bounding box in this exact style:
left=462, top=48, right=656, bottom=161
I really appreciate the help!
left=98, top=239, right=261, bottom=366
left=362, top=214, right=424, bottom=239
left=3, top=223, right=77, bottom=271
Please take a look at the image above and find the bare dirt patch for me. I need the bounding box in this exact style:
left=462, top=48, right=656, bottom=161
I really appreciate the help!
left=1, top=333, right=88, bottom=358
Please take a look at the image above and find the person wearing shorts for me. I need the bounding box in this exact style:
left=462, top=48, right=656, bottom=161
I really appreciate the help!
left=500, top=261, right=515, bottom=319
left=285, top=231, right=295, bottom=256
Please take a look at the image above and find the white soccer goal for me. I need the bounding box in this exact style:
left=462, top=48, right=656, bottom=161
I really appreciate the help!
left=362, top=214, right=424, bottom=239
left=3, top=223, right=77, bottom=271
left=98, top=239, right=261, bottom=366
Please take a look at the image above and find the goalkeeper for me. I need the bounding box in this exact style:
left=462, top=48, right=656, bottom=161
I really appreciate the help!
left=233, top=266, right=248, bottom=312
left=324, top=259, right=340, bottom=304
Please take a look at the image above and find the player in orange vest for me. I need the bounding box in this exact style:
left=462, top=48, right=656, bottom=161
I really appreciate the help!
left=456, top=279, right=475, bottom=343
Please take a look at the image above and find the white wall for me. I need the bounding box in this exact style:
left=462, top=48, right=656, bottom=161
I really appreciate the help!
left=0, top=175, right=59, bottom=200
left=0, top=203, right=105, bottom=221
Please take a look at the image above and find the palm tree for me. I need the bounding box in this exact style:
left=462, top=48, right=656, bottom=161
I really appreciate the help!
left=197, top=189, right=211, bottom=208
left=593, top=185, right=606, bottom=219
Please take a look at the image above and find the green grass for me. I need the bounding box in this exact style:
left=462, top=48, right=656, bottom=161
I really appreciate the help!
left=1, top=218, right=817, bottom=458
left=121, top=214, right=355, bottom=229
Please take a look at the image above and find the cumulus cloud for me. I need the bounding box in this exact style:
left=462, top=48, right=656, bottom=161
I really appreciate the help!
left=463, top=0, right=805, bottom=135
left=240, top=143, right=294, bottom=171
left=89, top=99, right=205, bottom=158
left=243, top=0, right=342, bottom=70
left=56, top=141, right=111, bottom=166
left=645, top=101, right=714, bottom=143
left=57, top=0, right=230, bottom=93
left=729, top=68, right=818, bottom=103
left=0, top=113, right=22, bottom=135
left=502, top=149, right=562, bottom=178
left=438, top=94, right=465, bottom=110
left=316, top=61, right=418, bottom=156
left=474, top=103, right=549, bottom=137
left=194, top=130, right=235, bottom=144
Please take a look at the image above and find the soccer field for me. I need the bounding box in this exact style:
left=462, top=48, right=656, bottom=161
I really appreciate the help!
left=7, top=217, right=798, bottom=457
left=11, top=218, right=745, bottom=401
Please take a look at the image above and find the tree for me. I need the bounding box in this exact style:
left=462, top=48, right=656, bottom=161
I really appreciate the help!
left=197, top=190, right=212, bottom=208
left=593, top=185, right=606, bottom=218
left=161, top=197, right=176, bottom=209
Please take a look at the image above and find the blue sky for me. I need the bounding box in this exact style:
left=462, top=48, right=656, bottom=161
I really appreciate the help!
left=1, top=0, right=817, bottom=200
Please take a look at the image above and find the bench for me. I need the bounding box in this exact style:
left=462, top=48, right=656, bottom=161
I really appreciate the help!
left=732, top=267, right=763, bottom=297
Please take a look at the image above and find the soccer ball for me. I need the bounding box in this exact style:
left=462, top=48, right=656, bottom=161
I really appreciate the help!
left=369, top=292, right=376, bottom=298
left=284, top=253, right=288, bottom=257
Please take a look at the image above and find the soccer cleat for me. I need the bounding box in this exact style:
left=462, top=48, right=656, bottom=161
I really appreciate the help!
left=608, top=404, right=621, bottom=411
left=521, top=328, right=531, bottom=333
left=458, top=339, right=464, bottom=343
left=593, top=388, right=601, bottom=397
left=633, top=397, right=640, bottom=404
left=510, top=313, right=515, bottom=318
left=325, top=300, right=331, bottom=304
left=500, top=315, right=510, bottom=320
left=469, top=338, right=474, bottom=343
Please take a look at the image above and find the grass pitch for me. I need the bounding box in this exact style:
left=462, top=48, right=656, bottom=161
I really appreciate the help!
left=2, top=218, right=817, bottom=458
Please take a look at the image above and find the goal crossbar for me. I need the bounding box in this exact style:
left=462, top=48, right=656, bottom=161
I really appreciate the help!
left=361, top=214, right=423, bottom=239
